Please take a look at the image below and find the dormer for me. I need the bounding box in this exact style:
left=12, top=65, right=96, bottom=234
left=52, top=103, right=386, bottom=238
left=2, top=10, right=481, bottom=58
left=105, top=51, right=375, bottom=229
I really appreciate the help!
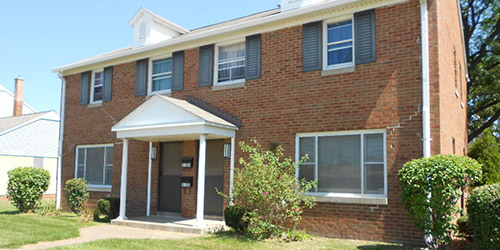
left=130, top=8, right=189, bottom=48
left=281, top=0, right=329, bottom=12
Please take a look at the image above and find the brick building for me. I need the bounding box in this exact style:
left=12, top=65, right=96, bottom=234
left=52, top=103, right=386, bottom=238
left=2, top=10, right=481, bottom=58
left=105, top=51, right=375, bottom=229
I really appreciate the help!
left=53, top=0, right=467, bottom=245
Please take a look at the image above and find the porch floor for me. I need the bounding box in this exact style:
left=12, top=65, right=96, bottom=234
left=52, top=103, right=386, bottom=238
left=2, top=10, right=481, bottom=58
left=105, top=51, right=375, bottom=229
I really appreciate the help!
left=111, top=215, right=227, bottom=235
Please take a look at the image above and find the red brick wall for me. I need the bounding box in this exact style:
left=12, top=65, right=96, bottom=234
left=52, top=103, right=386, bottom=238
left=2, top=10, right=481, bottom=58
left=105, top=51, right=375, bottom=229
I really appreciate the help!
left=60, top=0, right=465, bottom=245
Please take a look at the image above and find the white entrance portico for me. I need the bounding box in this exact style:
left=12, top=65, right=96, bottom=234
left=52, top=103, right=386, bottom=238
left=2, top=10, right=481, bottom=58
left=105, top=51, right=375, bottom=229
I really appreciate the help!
left=111, top=95, right=238, bottom=228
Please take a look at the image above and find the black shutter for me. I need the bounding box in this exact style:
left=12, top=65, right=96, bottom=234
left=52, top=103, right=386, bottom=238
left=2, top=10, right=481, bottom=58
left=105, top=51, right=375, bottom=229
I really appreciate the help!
left=136, top=59, right=148, bottom=96
left=102, top=66, right=113, bottom=102
left=80, top=72, right=90, bottom=105
left=303, top=21, right=322, bottom=72
left=199, top=45, right=214, bottom=87
left=354, top=9, right=377, bottom=64
left=172, top=51, right=185, bottom=91
left=245, top=34, right=261, bottom=80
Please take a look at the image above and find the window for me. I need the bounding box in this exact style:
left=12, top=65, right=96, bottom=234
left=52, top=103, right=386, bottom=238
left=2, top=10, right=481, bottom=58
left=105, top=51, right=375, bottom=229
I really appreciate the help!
left=150, top=58, right=173, bottom=93
left=324, top=19, right=354, bottom=69
left=76, top=145, right=114, bottom=188
left=91, top=71, right=104, bottom=103
left=297, top=130, right=386, bottom=197
left=215, top=42, right=246, bottom=85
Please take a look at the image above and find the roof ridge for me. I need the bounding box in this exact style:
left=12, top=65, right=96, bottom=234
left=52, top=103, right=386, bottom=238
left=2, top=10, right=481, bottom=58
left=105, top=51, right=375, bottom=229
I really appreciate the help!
left=191, top=7, right=280, bottom=32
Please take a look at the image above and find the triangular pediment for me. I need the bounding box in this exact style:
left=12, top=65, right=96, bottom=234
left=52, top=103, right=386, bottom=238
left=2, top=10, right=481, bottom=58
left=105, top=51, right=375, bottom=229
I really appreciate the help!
left=112, top=95, right=237, bottom=132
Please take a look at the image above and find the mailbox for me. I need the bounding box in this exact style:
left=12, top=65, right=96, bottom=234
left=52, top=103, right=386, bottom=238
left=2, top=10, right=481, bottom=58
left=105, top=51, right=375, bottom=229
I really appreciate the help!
left=181, top=176, right=193, bottom=188
left=181, top=157, right=194, bottom=168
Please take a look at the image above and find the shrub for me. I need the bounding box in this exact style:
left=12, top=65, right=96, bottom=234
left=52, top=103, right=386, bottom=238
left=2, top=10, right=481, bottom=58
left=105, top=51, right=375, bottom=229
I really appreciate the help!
left=468, top=129, right=500, bottom=185
left=467, top=184, right=500, bottom=249
left=97, top=197, right=120, bottom=221
left=36, top=201, right=61, bottom=216
left=6, top=167, right=50, bottom=213
left=64, top=178, right=89, bottom=214
left=225, top=140, right=317, bottom=240
left=398, top=155, right=482, bottom=249
left=224, top=205, right=250, bottom=233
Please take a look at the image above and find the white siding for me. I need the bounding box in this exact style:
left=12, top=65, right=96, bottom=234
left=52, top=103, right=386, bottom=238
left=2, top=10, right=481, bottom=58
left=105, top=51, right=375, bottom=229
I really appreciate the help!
left=0, top=119, right=59, bottom=158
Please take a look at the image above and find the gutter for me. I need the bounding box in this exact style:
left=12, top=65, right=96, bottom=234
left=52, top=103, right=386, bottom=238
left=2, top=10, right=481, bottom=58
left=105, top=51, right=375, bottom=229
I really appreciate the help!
left=55, top=72, right=66, bottom=210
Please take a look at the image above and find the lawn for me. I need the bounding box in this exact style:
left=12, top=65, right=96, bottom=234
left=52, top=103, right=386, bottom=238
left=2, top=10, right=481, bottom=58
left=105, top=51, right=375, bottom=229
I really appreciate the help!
left=54, top=231, right=418, bottom=250
left=0, top=200, right=94, bottom=249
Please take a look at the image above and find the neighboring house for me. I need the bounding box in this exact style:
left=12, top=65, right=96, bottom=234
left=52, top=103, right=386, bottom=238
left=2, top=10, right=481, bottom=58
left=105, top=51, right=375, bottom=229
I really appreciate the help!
left=53, top=0, right=467, bottom=245
left=0, top=82, right=36, bottom=118
left=0, top=78, right=60, bottom=197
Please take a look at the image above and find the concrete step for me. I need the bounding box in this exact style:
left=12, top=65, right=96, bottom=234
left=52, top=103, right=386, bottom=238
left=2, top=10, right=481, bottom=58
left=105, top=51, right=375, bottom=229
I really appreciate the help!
left=111, top=216, right=226, bottom=235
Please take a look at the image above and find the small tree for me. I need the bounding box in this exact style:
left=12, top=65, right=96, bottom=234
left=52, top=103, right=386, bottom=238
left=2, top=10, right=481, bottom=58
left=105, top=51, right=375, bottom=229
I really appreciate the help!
left=227, top=140, right=317, bottom=239
left=398, top=155, right=482, bottom=249
left=7, top=167, right=50, bottom=212
left=468, top=128, right=500, bottom=185
left=64, top=178, right=89, bottom=214
left=467, top=184, right=500, bottom=249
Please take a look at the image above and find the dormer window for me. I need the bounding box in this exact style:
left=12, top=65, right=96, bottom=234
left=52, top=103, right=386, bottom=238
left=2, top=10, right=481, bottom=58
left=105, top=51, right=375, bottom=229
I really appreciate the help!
left=139, top=22, right=147, bottom=41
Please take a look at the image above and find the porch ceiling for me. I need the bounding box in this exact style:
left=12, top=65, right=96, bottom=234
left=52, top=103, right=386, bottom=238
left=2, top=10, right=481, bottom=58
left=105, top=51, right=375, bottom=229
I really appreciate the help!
left=111, top=95, right=238, bottom=141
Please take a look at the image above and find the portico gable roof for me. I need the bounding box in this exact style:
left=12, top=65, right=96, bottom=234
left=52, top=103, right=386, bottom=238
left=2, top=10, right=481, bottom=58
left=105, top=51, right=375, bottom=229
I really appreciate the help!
left=111, top=95, right=238, bottom=142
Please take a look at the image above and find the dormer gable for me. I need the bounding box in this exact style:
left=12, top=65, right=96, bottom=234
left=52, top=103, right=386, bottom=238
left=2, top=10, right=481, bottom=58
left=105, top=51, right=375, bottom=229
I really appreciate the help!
left=129, top=7, right=189, bottom=48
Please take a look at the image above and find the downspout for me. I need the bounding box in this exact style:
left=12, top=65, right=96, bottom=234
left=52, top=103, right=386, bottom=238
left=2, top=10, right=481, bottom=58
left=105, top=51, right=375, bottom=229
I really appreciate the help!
left=420, top=0, right=431, bottom=158
left=420, top=0, right=433, bottom=246
left=56, top=72, right=66, bottom=210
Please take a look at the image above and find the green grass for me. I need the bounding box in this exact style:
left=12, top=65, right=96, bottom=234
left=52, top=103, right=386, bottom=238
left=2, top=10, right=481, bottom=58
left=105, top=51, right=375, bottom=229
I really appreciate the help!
left=55, top=231, right=419, bottom=250
left=0, top=200, right=94, bottom=249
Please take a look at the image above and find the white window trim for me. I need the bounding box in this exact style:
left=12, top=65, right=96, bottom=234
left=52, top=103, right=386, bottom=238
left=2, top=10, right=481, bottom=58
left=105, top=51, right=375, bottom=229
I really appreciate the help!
left=75, top=144, right=114, bottom=189
left=322, top=15, right=355, bottom=71
left=90, top=69, right=104, bottom=104
left=148, top=54, right=173, bottom=96
left=295, top=129, right=388, bottom=203
left=213, top=39, right=246, bottom=86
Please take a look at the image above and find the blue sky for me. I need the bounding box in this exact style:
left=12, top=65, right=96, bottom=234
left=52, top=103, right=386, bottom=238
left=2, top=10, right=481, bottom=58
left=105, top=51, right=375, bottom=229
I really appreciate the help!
left=0, top=0, right=280, bottom=114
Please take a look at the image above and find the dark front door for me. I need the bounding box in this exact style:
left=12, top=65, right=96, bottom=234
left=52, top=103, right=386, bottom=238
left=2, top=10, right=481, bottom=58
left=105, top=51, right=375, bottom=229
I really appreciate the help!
left=159, top=141, right=183, bottom=213
left=204, top=140, right=225, bottom=216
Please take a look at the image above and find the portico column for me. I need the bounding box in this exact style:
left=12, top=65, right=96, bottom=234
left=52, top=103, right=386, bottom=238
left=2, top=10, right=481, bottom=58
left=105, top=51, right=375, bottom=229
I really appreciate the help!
left=195, top=134, right=207, bottom=228
left=229, top=136, right=235, bottom=204
left=117, top=138, right=129, bottom=220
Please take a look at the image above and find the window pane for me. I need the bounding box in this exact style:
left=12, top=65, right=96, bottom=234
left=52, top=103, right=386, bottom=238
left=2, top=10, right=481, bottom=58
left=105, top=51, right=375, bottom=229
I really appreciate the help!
left=94, top=86, right=103, bottom=102
left=105, top=166, right=113, bottom=186
left=364, top=134, right=384, bottom=162
left=153, top=59, right=172, bottom=75
left=152, top=76, right=172, bottom=91
left=364, top=164, right=384, bottom=195
left=105, top=147, right=114, bottom=165
left=77, top=148, right=85, bottom=165
left=85, top=147, right=104, bottom=185
left=318, top=135, right=361, bottom=194
left=218, top=69, right=230, bottom=82
left=328, top=21, right=352, bottom=43
left=299, top=164, right=315, bottom=182
left=231, top=66, right=245, bottom=80
left=299, top=137, right=315, bottom=163
left=219, top=43, right=245, bottom=61
left=77, top=166, right=85, bottom=179
left=327, top=47, right=353, bottom=65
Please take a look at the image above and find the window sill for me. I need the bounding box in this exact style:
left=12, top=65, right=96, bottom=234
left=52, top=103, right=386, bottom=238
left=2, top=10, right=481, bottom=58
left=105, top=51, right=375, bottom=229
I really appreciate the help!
left=322, top=66, right=355, bottom=76
left=88, top=186, right=111, bottom=192
left=87, top=102, right=102, bottom=109
left=311, top=194, right=388, bottom=205
left=212, top=81, right=246, bottom=91
left=149, top=89, right=172, bottom=96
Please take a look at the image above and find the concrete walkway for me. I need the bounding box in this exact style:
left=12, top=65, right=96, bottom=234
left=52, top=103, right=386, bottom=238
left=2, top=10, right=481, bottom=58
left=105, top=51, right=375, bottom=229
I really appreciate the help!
left=20, top=224, right=199, bottom=250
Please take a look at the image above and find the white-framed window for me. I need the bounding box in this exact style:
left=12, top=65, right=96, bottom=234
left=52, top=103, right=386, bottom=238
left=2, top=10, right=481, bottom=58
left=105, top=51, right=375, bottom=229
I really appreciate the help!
left=90, top=70, right=104, bottom=103
left=149, top=57, right=173, bottom=95
left=75, top=144, right=114, bottom=188
left=296, top=130, right=387, bottom=198
left=214, top=42, right=246, bottom=85
left=323, top=16, right=355, bottom=70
